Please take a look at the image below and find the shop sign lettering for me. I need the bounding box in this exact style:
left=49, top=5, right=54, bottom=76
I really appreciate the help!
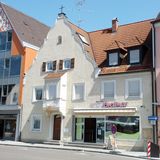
left=102, top=102, right=128, bottom=108
left=95, top=101, right=128, bottom=108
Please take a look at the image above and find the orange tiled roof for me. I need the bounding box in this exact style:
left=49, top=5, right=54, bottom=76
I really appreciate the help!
left=89, top=19, right=153, bottom=67
left=44, top=72, right=65, bottom=79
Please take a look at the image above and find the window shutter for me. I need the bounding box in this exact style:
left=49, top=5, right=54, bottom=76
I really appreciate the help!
left=42, top=62, right=46, bottom=72
left=71, top=58, right=75, bottom=69
left=52, top=61, right=57, bottom=71
left=59, top=60, right=63, bottom=70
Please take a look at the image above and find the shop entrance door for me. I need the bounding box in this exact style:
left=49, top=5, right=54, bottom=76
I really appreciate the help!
left=0, top=120, right=4, bottom=139
left=53, top=115, right=61, bottom=140
left=84, top=118, right=96, bottom=143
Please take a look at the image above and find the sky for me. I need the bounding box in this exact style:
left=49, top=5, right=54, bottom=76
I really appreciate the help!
left=1, top=0, right=160, bottom=31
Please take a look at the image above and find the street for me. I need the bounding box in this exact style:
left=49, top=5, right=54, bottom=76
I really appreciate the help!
left=0, top=145, right=144, bottom=160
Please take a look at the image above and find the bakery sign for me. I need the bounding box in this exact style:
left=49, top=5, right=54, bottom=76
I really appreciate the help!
left=93, top=101, right=128, bottom=109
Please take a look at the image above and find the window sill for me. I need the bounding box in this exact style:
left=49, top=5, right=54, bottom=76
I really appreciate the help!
left=72, top=99, right=85, bottom=102
left=32, top=100, right=43, bottom=103
left=125, top=96, right=142, bottom=100
left=31, top=129, right=41, bottom=133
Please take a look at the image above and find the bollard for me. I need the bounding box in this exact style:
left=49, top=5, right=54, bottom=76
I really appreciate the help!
left=147, top=141, right=151, bottom=159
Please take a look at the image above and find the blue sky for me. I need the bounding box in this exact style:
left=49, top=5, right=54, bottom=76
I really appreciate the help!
left=2, top=0, right=160, bottom=31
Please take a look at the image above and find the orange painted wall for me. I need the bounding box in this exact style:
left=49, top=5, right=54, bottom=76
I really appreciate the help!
left=18, top=47, right=37, bottom=105
left=10, top=30, right=38, bottom=105
left=11, top=31, right=24, bottom=56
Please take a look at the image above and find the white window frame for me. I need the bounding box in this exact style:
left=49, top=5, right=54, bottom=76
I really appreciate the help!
left=31, top=114, right=42, bottom=132
left=129, top=49, right=140, bottom=64
left=72, top=83, right=85, bottom=101
left=109, top=52, right=118, bottom=66
left=46, top=82, right=57, bottom=100
left=32, top=86, right=43, bottom=102
left=125, top=78, right=142, bottom=99
left=46, top=61, right=54, bottom=72
left=63, top=59, right=71, bottom=70
left=101, top=80, right=116, bottom=99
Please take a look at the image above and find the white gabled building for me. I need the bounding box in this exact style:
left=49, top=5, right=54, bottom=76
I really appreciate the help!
left=21, top=13, right=153, bottom=151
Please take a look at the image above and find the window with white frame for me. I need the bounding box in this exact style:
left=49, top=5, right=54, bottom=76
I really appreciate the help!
left=46, top=61, right=54, bottom=71
left=46, top=83, right=57, bottom=100
left=126, top=79, right=142, bottom=98
left=31, top=114, right=42, bottom=132
left=63, top=59, right=71, bottom=70
left=129, top=49, right=140, bottom=64
left=102, top=81, right=116, bottom=99
left=33, top=87, right=43, bottom=102
left=109, top=52, right=118, bottom=66
left=73, top=83, right=85, bottom=100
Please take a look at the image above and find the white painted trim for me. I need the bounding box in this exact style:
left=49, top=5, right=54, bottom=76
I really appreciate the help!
left=22, top=41, right=40, bottom=51
left=101, top=80, right=116, bottom=100
left=45, top=82, right=58, bottom=100
left=30, top=114, right=42, bottom=132
left=125, top=78, right=143, bottom=99
left=72, top=82, right=85, bottom=101
left=32, top=86, right=44, bottom=102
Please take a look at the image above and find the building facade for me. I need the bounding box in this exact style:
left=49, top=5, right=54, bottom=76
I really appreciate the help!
left=152, top=13, right=160, bottom=145
left=21, top=13, right=153, bottom=150
left=0, top=3, right=49, bottom=140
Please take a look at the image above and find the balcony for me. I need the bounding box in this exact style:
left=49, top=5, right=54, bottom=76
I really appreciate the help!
left=43, top=98, right=60, bottom=112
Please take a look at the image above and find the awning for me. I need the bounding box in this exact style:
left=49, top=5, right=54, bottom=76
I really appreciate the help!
left=0, top=105, right=20, bottom=115
left=44, top=72, right=65, bottom=79
left=73, top=107, right=137, bottom=114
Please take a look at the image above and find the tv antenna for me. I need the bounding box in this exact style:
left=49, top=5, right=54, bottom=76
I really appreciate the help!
left=76, top=0, right=85, bottom=27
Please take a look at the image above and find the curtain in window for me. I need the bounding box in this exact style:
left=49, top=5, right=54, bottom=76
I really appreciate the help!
left=128, top=80, right=140, bottom=96
left=104, top=82, right=114, bottom=98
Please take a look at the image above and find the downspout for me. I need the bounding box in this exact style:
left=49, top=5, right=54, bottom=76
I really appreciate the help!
left=151, top=24, right=157, bottom=144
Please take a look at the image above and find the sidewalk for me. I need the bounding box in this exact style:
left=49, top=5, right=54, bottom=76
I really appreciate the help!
left=0, top=140, right=147, bottom=159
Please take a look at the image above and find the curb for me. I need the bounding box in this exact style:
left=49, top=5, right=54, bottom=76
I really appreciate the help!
left=0, top=142, right=147, bottom=159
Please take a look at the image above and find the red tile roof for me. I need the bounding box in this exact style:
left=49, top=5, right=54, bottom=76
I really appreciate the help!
left=68, top=18, right=153, bottom=75
left=89, top=19, right=153, bottom=67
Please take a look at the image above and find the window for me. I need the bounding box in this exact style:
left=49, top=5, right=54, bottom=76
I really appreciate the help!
left=31, top=115, right=42, bottom=132
left=129, top=49, right=140, bottom=64
left=10, top=56, right=21, bottom=76
left=63, top=59, right=71, bottom=70
left=59, top=58, right=75, bottom=70
left=4, top=58, right=10, bottom=69
left=0, top=31, right=12, bottom=51
left=73, top=83, right=85, bottom=100
left=12, top=92, right=18, bottom=104
left=101, top=81, right=116, bottom=99
left=125, top=79, right=142, bottom=98
left=33, top=87, right=43, bottom=102
left=42, top=61, right=56, bottom=72
left=46, top=62, right=53, bottom=71
left=106, top=116, right=139, bottom=140
left=78, top=34, right=89, bottom=45
left=57, top=35, right=62, bottom=45
left=109, top=52, right=118, bottom=66
left=46, top=83, right=57, bottom=100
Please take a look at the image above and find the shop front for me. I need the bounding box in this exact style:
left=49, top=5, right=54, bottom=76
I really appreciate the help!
left=73, top=101, right=142, bottom=149
left=0, top=105, right=20, bottom=140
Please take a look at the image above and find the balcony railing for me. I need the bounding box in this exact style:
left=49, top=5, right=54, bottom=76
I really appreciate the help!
left=43, top=98, right=61, bottom=111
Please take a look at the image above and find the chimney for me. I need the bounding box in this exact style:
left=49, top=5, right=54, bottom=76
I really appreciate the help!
left=112, top=18, right=118, bottom=32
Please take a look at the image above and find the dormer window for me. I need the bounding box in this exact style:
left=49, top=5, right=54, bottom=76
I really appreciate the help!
left=108, top=52, right=118, bottom=66
left=57, top=35, right=62, bottom=45
left=129, top=49, right=140, bottom=64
